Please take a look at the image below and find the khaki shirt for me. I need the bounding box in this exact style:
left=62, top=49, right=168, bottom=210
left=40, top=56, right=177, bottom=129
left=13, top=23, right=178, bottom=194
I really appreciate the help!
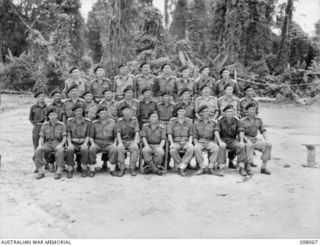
left=46, top=101, right=63, bottom=121
left=117, top=99, right=140, bottom=118
left=218, top=95, right=240, bottom=116
left=135, top=74, right=156, bottom=98
left=174, top=100, right=195, bottom=120
left=63, top=78, right=88, bottom=96
left=195, top=96, right=218, bottom=116
left=175, top=77, right=196, bottom=98
left=193, top=118, right=217, bottom=142
left=89, top=78, right=113, bottom=101
left=114, top=74, right=136, bottom=98
left=196, top=76, right=215, bottom=96
left=214, top=79, right=240, bottom=98
left=239, top=97, right=259, bottom=117
left=85, top=101, right=98, bottom=121
left=98, top=99, right=119, bottom=120
left=141, top=123, right=166, bottom=144
left=167, top=118, right=193, bottom=142
left=29, top=102, right=47, bottom=124
left=156, top=102, right=175, bottom=121
left=90, top=119, right=117, bottom=143
left=62, top=98, right=87, bottom=120
left=117, top=117, right=140, bottom=140
left=240, top=116, right=266, bottom=138
left=155, top=75, right=176, bottom=97
left=67, top=117, right=91, bottom=140
left=215, top=116, right=243, bottom=139
left=40, top=121, right=67, bottom=143
left=139, top=99, right=158, bottom=120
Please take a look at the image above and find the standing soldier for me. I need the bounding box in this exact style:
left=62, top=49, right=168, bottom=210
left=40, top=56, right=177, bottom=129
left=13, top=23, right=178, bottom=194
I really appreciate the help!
left=240, top=103, right=272, bottom=175
left=62, top=85, right=87, bottom=123
left=154, top=63, right=176, bottom=101
left=156, top=91, right=175, bottom=128
left=214, top=67, right=240, bottom=98
left=33, top=108, right=66, bottom=179
left=29, top=91, right=47, bottom=150
left=117, top=104, right=140, bottom=177
left=138, top=87, right=158, bottom=128
left=135, top=62, right=156, bottom=100
left=117, top=86, right=140, bottom=118
left=82, top=90, right=98, bottom=121
left=196, top=66, right=215, bottom=96
left=65, top=104, right=90, bottom=178
left=62, top=67, right=88, bottom=98
left=141, top=111, right=166, bottom=175
left=46, top=89, right=63, bottom=122
left=218, top=83, right=240, bottom=118
left=193, top=105, right=220, bottom=175
left=214, top=105, right=247, bottom=176
left=174, top=66, right=196, bottom=99
left=88, top=107, right=118, bottom=177
left=195, top=85, right=219, bottom=120
left=174, top=88, right=195, bottom=120
left=167, top=105, right=194, bottom=176
left=240, top=85, right=259, bottom=118
left=114, top=63, right=136, bottom=101
left=98, top=88, right=119, bottom=120
left=89, top=65, right=113, bottom=104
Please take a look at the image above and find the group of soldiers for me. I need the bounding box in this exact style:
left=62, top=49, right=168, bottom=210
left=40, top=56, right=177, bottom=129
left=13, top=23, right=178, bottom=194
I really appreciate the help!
left=29, top=62, right=272, bottom=179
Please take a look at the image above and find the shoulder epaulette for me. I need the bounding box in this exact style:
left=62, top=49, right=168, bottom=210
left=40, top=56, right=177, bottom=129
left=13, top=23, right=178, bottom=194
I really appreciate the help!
left=142, top=122, right=150, bottom=128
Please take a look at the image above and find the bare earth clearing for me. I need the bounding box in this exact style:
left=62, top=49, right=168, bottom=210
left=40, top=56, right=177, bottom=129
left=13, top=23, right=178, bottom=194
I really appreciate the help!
left=0, top=94, right=320, bottom=239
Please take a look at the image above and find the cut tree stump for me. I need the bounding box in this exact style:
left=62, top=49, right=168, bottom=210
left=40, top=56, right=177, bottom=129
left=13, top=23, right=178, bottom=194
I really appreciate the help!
left=302, top=144, right=320, bottom=168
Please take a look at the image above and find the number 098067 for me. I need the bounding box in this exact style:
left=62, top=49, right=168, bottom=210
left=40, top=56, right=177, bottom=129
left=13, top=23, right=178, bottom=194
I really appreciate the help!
left=300, top=240, right=318, bottom=244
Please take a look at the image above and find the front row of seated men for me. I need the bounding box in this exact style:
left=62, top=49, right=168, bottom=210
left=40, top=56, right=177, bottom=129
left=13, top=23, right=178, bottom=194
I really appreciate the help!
left=33, top=100, right=272, bottom=179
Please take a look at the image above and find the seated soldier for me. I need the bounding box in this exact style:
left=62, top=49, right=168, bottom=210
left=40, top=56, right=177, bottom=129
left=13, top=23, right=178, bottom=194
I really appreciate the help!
left=195, top=84, right=219, bottom=120
left=117, top=104, right=140, bottom=177
left=240, top=85, right=259, bottom=118
left=240, top=103, right=272, bottom=175
left=65, top=104, right=90, bottom=178
left=88, top=107, right=118, bottom=177
left=138, top=87, right=157, bottom=128
left=214, top=105, right=247, bottom=177
left=174, top=88, right=195, bottom=120
left=167, top=105, right=194, bottom=176
left=156, top=90, right=175, bottom=128
left=117, top=86, right=140, bottom=118
left=141, top=111, right=166, bottom=175
left=193, top=105, right=220, bottom=175
left=33, top=108, right=66, bottom=179
left=82, top=90, right=98, bottom=121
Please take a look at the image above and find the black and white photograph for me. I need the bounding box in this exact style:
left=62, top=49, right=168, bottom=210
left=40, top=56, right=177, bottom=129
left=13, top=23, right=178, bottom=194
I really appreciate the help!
left=0, top=0, right=320, bottom=243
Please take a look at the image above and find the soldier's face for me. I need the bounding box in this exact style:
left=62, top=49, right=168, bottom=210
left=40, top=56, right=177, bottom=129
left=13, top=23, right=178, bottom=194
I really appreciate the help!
left=69, top=88, right=79, bottom=97
left=182, top=69, right=190, bottom=77
left=142, top=64, right=150, bottom=73
left=246, top=88, right=254, bottom=97
left=182, top=92, right=190, bottom=100
left=144, top=90, right=152, bottom=98
left=202, top=87, right=210, bottom=96
left=225, top=86, right=233, bottom=96
left=222, top=70, right=230, bottom=79
left=122, top=108, right=132, bottom=118
left=201, top=109, right=210, bottom=118
left=202, top=68, right=210, bottom=76
left=225, top=108, right=234, bottom=117
left=96, top=68, right=104, bottom=77
left=74, top=108, right=83, bottom=117
left=177, top=109, right=185, bottom=117
left=37, top=94, right=45, bottom=103
left=119, top=66, right=128, bottom=75
left=104, top=91, right=113, bottom=100
left=72, top=69, right=80, bottom=78
left=247, top=107, right=256, bottom=116
left=99, top=110, right=108, bottom=119
left=163, top=65, right=172, bottom=74
left=48, top=112, right=58, bottom=121
left=53, top=93, right=61, bottom=101
left=125, top=90, right=133, bottom=98
left=84, top=93, right=93, bottom=102
left=163, top=94, right=170, bottom=102
left=150, top=114, right=158, bottom=123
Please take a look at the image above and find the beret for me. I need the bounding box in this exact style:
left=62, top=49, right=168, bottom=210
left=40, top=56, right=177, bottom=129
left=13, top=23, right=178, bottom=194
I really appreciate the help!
left=34, top=91, right=45, bottom=98
left=197, top=105, right=209, bottom=114
left=223, top=83, right=234, bottom=90
left=102, top=87, right=112, bottom=94
left=50, top=89, right=61, bottom=97
left=93, top=65, right=103, bottom=73
left=245, top=102, right=257, bottom=110
left=244, top=85, right=253, bottom=91
left=199, top=84, right=210, bottom=91
left=179, top=88, right=190, bottom=97
left=118, top=63, right=127, bottom=69
left=67, top=84, right=79, bottom=94
left=222, top=105, right=234, bottom=112
left=46, top=107, right=58, bottom=117
left=180, top=66, right=189, bottom=73
left=72, top=103, right=84, bottom=111
left=199, top=66, right=209, bottom=73
left=141, top=87, right=152, bottom=94
left=82, top=90, right=92, bottom=97
left=96, top=106, right=108, bottom=115
left=219, top=67, right=229, bottom=75
left=160, top=91, right=170, bottom=96
left=119, top=103, right=131, bottom=112
left=69, top=66, right=78, bottom=74
left=161, top=63, right=171, bottom=71
left=148, top=110, right=159, bottom=118
left=140, top=62, right=149, bottom=69
left=123, top=85, right=133, bottom=93
left=175, top=104, right=186, bottom=113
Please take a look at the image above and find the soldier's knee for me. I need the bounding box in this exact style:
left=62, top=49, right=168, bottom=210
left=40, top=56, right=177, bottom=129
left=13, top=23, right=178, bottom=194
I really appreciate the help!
left=80, top=145, right=88, bottom=151
left=155, top=147, right=165, bottom=155
left=130, top=143, right=139, bottom=151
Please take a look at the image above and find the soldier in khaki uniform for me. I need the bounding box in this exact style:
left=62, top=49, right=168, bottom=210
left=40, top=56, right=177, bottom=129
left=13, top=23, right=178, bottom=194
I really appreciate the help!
left=135, top=62, right=156, bottom=99
left=240, top=103, right=272, bottom=175
left=33, top=108, right=66, bottom=179
left=141, top=111, right=166, bottom=175
left=195, top=84, right=219, bottom=120
left=88, top=107, right=118, bottom=177
left=89, top=65, right=113, bottom=104
left=218, top=83, right=241, bottom=117
left=46, top=89, right=63, bottom=122
left=214, top=67, right=240, bottom=98
left=117, top=104, right=140, bottom=177
left=82, top=90, right=98, bottom=121
left=138, top=87, right=158, bottom=128
left=174, top=66, right=197, bottom=99
left=193, top=105, right=220, bottom=175
left=66, top=104, right=90, bottom=178
left=174, top=88, right=195, bottom=120
left=62, top=67, right=88, bottom=98
left=98, top=87, right=119, bottom=120
left=114, top=63, right=136, bottom=101
left=117, top=86, right=140, bottom=118
left=154, top=63, right=176, bottom=101
left=156, top=91, right=175, bottom=127
left=196, top=66, right=215, bottom=96
left=167, top=105, right=194, bottom=176
left=239, top=85, right=259, bottom=118
left=214, top=105, right=247, bottom=176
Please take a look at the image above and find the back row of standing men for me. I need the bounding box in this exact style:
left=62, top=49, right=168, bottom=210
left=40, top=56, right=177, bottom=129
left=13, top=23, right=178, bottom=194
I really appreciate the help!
left=29, top=62, right=271, bottom=179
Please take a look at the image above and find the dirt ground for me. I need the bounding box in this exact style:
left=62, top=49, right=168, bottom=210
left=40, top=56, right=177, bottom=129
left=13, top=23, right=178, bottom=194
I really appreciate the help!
left=0, top=94, right=320, bottom=239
